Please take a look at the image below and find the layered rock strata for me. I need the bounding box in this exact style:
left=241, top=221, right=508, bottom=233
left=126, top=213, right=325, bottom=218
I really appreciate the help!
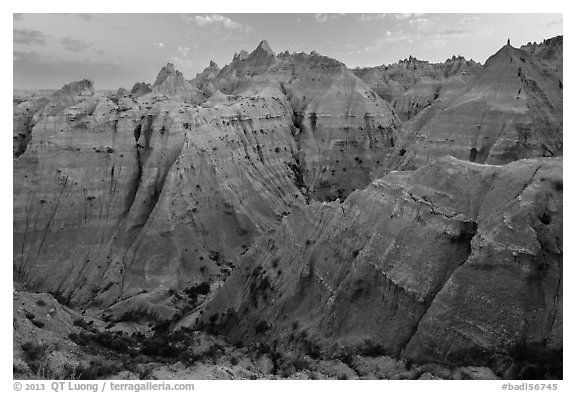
left=200, top=157, right=562, bottom=377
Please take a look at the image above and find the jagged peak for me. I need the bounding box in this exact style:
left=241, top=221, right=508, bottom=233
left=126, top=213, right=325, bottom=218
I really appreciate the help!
left=162, top=62, right=176, bottom=72
left=277, top=50, right=291, bottom=59
left=396, top=55, right=428, bottom=65
left=131, top=81, right=152, bottom=96
left=209, top=60, right=219, bottom=68
left=59, top=79, right=94, bottom=96
left=521, top=35, right=563, bottom=51
left=444, top=55, right=469, bottom=63
left=254, top=39, right=274, bottom=56
left=153, top=62, right=184, bottom=87
left=233, top=50, right=249, bottom=62
left=489, top=41, right=519, bottom=60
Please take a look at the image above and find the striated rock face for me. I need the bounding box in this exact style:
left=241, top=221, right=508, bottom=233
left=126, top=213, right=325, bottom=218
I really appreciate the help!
left=393, top=41, right=563, bottom=169
left=521, top=36, right=563, bottom=78
left=279, top=53, right=399, bottom=201
left=60, top=79, right=95, bottom=96
left=193, top=61, right=221, bottom=96
left=130, top=82, right=152, bottom=97
left=14, top=37, right=562, bottom=378
left=194, top=47, right=400, bottom=201
left=13, top=39, right=402, bottom=314
left=390, top=56, right=481, bottom=122
left=152, top=63, right=204, bottom=103
left=353, top=55, right=482, bottom=119
left=200, top=156, right=562, bottom=377
left=13, top=80, right=97, bottom=158
left=13, top=85, right=305, bottom=311
left=218, top=40, right=278, bottom=80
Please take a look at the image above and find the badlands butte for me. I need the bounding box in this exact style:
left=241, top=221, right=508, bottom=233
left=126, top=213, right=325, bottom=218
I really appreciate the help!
left=13, top=36, right=562, bottom=380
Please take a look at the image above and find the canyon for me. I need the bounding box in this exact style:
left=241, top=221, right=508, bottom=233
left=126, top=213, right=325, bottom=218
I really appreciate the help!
left=13, top=36, right=563, bottom=380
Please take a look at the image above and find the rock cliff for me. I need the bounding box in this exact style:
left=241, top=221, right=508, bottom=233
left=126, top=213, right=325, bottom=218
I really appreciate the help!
left=13, top=36, right=563, bottom=379
left=199, top=156, right=562, bottom=378
left=392, top=42, right=562, bottom=168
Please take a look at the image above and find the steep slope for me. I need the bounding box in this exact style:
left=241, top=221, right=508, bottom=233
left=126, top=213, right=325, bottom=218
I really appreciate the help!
left=521, top=36, right=563, bottom=80
left=199, top=156, right=562, bottom=378
left=391, top=56, right=481, bottom=122
left=396, top=41, right=562, bottom=168
left=14, top=37, right=563, bottom=380
left=353, top=55, right=482, bottom=121
left=194, top=44, right=400, bottom=201
left=13, top=80, right=95, bottom=158
left=152, top=63, right=205, bottom=103
left=14, top=40, right=401, bottom=321
left=13, top=74, right=305, bottom=313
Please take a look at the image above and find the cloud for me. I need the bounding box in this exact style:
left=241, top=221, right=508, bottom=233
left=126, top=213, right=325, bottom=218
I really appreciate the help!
left=14, top=29, right=48, bottom=45
left=348, top=22, right=488, bottom=58
left=153, top=42, right=165, bottom=49
left=14, top=49, right=130, bottom=88
left=459, top=16, right=478, bottom=24
left=395, top=13, right=416, bottom=20
left=428, top=39, right=448, bottom=49
left=356, top=14, right=387, bottom=22
left=61, top=38, right=93, bottom=52
left=178, top=46, right=190, bottom=57
left=13, top=13, right=24, bottom=21
left=13, top=51, right=39, bottom=62
left=78, top=13, right=96, bottom=21
left=405, top=17, right=488, bottom=39
left=170, top=56, right=197, bottom=75
left=411, top=18, right=432, bottom=29
left=314, top=14, right=345, bottom=23
left=436, top=28, right=471, bottom=36
left=14, top=50, right=122, bottom=72
left=181, top=14, right=252, bottom=32
left=547, top=19, right=562, bottom=27
left=181, top=14, right=253, bottom=42
left=355, top=13, right=427, bottom=23
left=59, top=13, right=102, bottom=22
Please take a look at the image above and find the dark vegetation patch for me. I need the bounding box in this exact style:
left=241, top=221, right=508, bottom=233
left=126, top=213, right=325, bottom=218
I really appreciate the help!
left=21, top=341, right=48, bottom=363
left=502, top=342, right=563, bottom=380
left=24, top=310, right=45, bottom=329
left=183, top=281, right=211, bottom=305
left=66, top=325, right=224, bottom=374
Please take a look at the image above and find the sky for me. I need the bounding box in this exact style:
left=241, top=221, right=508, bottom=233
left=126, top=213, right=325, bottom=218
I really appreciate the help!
left=13, top=13, right=563, bottom=90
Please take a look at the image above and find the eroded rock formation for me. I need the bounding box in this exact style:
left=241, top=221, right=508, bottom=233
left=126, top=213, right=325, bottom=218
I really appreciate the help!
left=200, top=157, right=562, bottom=378
left=392, top=41, right=563, bottom=169
left=13, top=37, right=563, bottom=379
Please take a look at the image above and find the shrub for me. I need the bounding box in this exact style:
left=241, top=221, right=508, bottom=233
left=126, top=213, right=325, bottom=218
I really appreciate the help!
left=69, top=331, right=135, bottom=354
left=254, top=320, right=271, bottom=335
left=73, top=318, right=91, bottom=330
left=184, top=282, right=211, bottom=304
left=32, top=320, right=45, bottom=329
left=292, top=357, right=310, bottom=372
left=359, top=339, right=387, bottom=357
left=21, top=342, right=47, bottom=361
left=73, top=359, right=123, bottom=380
